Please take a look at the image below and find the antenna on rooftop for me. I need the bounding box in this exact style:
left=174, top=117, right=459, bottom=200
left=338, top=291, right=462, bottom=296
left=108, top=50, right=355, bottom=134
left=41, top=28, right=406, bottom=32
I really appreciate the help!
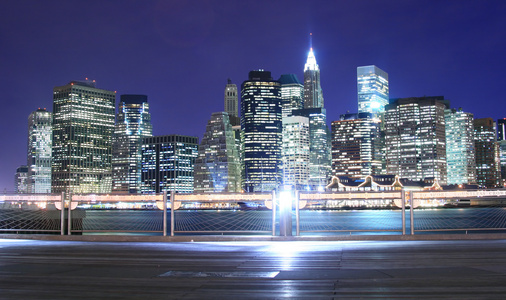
left=309, top=32, right=313, bottom=49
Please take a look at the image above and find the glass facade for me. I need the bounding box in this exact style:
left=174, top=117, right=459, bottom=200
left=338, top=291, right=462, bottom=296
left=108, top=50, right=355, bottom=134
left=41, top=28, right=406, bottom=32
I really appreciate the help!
left=357, top=65, right=389, bottom=114
left=282, top=115, right=310, bottom=189
left=141, top=135, right=198, bottom=195
left=444, top=108, right=476, bottom=185
left=474, top=118, right=501, bottom=188
left=112, top=95, right=152, bottom=194
left=279, top=74, right=304, bottom=119
left=241, top=70, right=282, bottom=192
left=292, top=108, right=332, bottom=190
left=27, top=108, right=52, bottom=193
left=497, top=118, right=506, bottom=181
left=15, top=165, right=29, bottom=194
left=331, top=113, right=383, bottom=178
left=194, top=112, right=241, bottom=193
left=52, top=80, right=116, bottom=194
left=384, top=96, right=448, bottom=184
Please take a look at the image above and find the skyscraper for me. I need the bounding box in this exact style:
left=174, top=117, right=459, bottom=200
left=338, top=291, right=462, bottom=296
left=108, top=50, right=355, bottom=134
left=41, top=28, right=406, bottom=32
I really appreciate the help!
left=445, top=108, right=476, bottom=185
left=15, top=165, right=29, bottom=194
left=279, top=74, right=304, bottom=119
left=52, top=80, right=116, bottom=194
left=303, top=41, right=324, bottom=109
left=241, top=70, right=282, bottom=192
left=474, top=118, right=501, bottom=188
left=282, top=115, right=310, bottom=189
left=141, top=135, right=198, bottom=194
left=497, top=118, right=506, bottom=141
left=112, top=95, right=152, bottom=194
left=331, top=113, right=383, bottom=178
left=224, top=79, right=238, bottom=119
left=292, top=108, right=332, bottom=189
left=27, top=108, right=52, bottom=193
left=384, top=96, right=449, bottom=184
left=300, top=38, right=331, bottom=189
left=357, top=65, right=389, bottom=114
left=496, top=118, right=506, bottom=181
left=194, top=112, right=241, bottom=193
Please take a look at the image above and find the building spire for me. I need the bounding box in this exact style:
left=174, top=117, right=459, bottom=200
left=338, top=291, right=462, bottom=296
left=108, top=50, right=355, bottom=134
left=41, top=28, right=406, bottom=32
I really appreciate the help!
left=304, top=33, right=318, bottom=72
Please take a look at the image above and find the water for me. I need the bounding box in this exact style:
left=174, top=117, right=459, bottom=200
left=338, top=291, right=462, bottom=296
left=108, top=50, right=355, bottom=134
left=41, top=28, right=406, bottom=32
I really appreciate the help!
left=76, top=207, right=506, bottom=235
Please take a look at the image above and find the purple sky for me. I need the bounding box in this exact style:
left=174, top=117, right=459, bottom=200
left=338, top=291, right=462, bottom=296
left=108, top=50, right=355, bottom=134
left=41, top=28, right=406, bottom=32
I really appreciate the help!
left=1, top=0, right=505, bottom=191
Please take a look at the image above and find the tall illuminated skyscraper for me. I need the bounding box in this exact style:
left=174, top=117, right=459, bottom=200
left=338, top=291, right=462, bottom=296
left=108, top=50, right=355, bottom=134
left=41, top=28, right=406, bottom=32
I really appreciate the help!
left=292, top=108, right=331, bottom=189
left=241, top=70, right=282, bottom=192
left=331, top=113, right=383, bottom=178
left=445, top=108, right=476, bottom=185
left=474, top=118, right=501, bottom=188
left=52, top=80, right=116, bottom=194
left=497, top=118, right=506, bottom=181
left=300, top=38, right=331, bottom=189
left=279, top=74, right=303, bottom=118
left=384, top=96, right=448, bottom=184
left=357, top=65, right=389, bottom=114
left=194, top=112, right=241, bottom=193
left=282, top=115, right=310, bottom=189
left=303, top=38, right=324, bottom=109
left=112, top=95, right=152, bottom=194
left=27, top=108, right=52, bottom=193
left=224, top=79, right=238, bottom=119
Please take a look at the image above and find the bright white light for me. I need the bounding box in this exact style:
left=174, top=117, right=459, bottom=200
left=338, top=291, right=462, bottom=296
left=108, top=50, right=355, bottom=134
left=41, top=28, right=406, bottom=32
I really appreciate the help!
left=279, top=191, right=293, bottom=208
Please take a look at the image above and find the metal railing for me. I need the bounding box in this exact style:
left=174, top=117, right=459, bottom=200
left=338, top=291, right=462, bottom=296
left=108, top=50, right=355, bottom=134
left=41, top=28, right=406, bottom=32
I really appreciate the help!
left=2, top=189, right=506, bottom=236
left=171, top=192, right=276, bottom=236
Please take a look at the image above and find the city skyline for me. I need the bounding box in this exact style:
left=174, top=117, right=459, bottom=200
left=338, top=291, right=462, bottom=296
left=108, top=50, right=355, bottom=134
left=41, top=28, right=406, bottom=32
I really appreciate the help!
left=1, top=0, right=506, bottom=190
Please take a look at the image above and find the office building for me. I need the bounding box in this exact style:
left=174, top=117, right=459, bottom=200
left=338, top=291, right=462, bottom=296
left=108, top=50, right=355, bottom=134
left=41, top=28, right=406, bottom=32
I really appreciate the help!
left=241, top=70, right=282, bottom=192
left=26, top=108, right=52, bottom=193
left=15, top=165, right=29, bottom=194
left=292, top=108, right=332, bottom=189
left=224, top=79, right=238, bottom=119
left=474, top=118, right=501, bottom=188
left=141, top=135, right=198, bottom=194
left=279, top=74, right=304, bottom=119
left=497, top=118, right=506, bottom=141
left=282, top=115, right=310, bottom=189
left=357, top=65, right=389, bottom=114
left=445, top=108, right=476, bottom=185
left=52, top=80, right=116, bottom=194
left=384, top=96, right=449, bottom=184
left=496, top=118, right=506, bottom=181
left=331, top=113, right=383, bottom=178
left=303, top=42, right=324, bottom=109
left=194, top=112, right=241, bottom=193
left=112, top=95, right=152, bottom=194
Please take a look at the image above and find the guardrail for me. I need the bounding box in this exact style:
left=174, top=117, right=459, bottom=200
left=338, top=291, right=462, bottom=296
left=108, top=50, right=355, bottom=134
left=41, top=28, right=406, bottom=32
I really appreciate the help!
left=2, top=189, right=506, bottom=236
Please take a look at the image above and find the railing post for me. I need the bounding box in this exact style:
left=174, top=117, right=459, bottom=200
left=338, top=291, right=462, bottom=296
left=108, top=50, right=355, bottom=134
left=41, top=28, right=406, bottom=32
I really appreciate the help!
left=401, top=189, right=406, bottom=235
left=67, top=192, right=72, bottom=235
left=410, top=191, right=414, bottom=235
left=60, top=192, right=65, bottom=236
left=272, top=191, right=276, bottom=236
left=170, top=191, right=175, bottom=236
left=163, top=191, right=167, bottom=236
left=295, top=190, right=300, bottom=236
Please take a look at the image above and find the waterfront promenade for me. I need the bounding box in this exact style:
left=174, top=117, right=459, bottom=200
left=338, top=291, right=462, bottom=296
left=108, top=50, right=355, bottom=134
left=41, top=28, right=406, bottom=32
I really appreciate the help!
left=1, top=235, right=506, bottom=299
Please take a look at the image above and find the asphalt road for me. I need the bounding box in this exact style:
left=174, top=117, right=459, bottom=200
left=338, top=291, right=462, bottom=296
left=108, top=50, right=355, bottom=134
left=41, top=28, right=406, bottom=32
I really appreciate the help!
left=1, top=238, right=506, bottom=299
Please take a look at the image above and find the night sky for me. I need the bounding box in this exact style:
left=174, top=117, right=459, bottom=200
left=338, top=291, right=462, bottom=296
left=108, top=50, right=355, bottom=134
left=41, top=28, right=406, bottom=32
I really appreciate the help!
left=1, top=0, right=505, bottom=191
